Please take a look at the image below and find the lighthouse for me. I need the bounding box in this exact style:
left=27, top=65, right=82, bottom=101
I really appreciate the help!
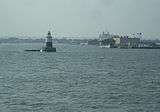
left=25, top=31, right=56, bottom=52
left=46, top=31, right=53, bottom=48
left=44, top=31, right=56, bottom=52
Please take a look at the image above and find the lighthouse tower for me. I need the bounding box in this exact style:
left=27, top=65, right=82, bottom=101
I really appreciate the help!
left=46, top=31, right=53, bottom=48
left=43, top=31, right=56, bottom=52
left=25, top=31, right=56, bottom=52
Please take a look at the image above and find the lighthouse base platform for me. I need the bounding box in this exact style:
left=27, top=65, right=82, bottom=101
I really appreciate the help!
left=25, top=50, right=41, bottom=52
left=43, top=47, right=56, bottom=52
left=25, top=47, right=56, bottom=52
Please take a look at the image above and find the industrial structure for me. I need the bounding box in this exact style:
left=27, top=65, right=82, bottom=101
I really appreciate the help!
left=99, top=32, right=141, bottom=48
left=113, top=36, right=140, bottom=48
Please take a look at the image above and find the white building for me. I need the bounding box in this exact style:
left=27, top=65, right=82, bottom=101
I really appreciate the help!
left=113, top=36, right=140, bottom=48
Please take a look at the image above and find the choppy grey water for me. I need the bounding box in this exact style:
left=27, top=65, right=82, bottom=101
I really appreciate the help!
left=0, top=43, right=160, bottom=112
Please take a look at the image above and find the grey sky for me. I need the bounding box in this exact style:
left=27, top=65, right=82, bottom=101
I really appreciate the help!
left=0, top=0, right=160, bottom=39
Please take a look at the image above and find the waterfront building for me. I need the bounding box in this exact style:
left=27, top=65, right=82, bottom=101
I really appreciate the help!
left=113, top=36, right=140, bottom=48
left=114, top=36, right=140, bottom=48
left=99, top=32, right=141, bottom=48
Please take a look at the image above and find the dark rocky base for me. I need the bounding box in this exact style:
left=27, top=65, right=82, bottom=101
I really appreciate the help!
left=25, top=47, right=56, bottom=52
left=25, top=50, right=40, bottom=52
left=44, top=47, right=56, bottom=52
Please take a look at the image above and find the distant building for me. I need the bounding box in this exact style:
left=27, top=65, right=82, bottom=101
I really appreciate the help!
left=113, top=36, right=140, bottom=48
left=99, top=32, right=141, bottom=48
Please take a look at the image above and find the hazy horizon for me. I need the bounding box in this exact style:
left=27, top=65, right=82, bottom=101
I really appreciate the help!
left=0, top=0, right=160, bottom=39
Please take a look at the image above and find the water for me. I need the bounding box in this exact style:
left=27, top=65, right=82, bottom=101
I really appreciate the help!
left=0, top=43, right=160, bottom=112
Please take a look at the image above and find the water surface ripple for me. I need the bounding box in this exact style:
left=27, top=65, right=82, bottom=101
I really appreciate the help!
left=0, top=43, right=160, bottom=112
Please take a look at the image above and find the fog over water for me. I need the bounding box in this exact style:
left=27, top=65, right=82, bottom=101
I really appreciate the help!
left=0, top=0, right=160, bottom=39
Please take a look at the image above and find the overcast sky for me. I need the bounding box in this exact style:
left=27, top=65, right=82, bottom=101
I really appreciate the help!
left=0, top=0, right=160, bottom=39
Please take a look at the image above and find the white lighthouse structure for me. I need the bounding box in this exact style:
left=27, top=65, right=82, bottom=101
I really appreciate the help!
left=46, top=31, right=53, bottom=48
left=25, top=30, right=56, bottom=52
left=44, top=31, right=56, bottom=52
